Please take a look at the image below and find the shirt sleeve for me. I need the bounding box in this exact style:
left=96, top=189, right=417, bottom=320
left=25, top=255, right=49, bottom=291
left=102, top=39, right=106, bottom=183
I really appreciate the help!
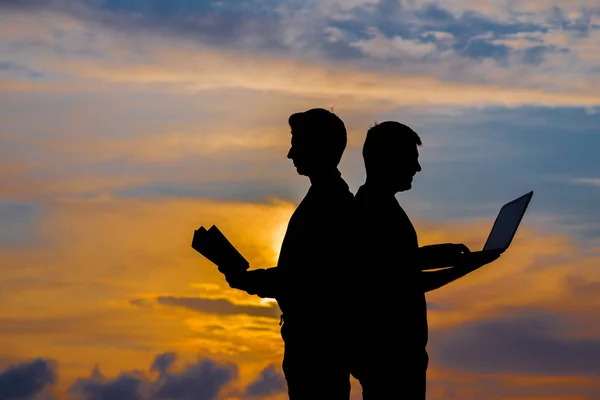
left=239, top=267, right=282, bottom=298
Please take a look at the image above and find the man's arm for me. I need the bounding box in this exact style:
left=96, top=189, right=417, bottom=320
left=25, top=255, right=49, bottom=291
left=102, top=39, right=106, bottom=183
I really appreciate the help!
left=421, top=265, right=476, bottom=292
left=225, top=267, right=282, bottom=298
left=417, top=245, right=450, bottom=270
left=226, top=194, right=355, bottom=299
left=421, top=251, right=502, bottom=292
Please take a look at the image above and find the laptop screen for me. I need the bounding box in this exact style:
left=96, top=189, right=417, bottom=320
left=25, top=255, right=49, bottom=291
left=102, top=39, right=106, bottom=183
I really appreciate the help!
left=483, top=191, right=533, bottom=251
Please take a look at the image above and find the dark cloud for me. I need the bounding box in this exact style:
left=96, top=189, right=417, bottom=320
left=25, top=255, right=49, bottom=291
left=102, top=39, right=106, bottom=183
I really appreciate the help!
left=113, top=178, right=300, bottom=205
left=146, top=296, right=281, bottom=319
left=0, top=0, right=576, bottom=68
left=153, top=358, right=236, bottom=400
left=150, top=353, right=176, bottom=378
left=452, top=39, right=510, bottom=64
left=520, top=45, right=567, bottom=65
left=443, top=11, right=542, bottom=39
left=243, top=364, right=286, bottom=398
left=0, top=62, right=43, bottom=78
left=68, top=354, right=237, bottom=400
left=89, top=9, right=287, bottom=53
left=70, top=370, right=146, bottom=400
left=2, top=354, right=241, bottom=400
left=0, top=358, right=56, bottom=400
left=326, top=2, right=549, bottom=64
left=430, top=310, right=600, bottom=375
left=0, top=0, right=289, bottom=54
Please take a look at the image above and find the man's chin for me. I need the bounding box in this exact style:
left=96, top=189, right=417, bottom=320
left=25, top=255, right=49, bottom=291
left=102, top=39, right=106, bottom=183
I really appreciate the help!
left=398, top=182, right=412, bottom=191
left=294, top=166, right=309, bottom=176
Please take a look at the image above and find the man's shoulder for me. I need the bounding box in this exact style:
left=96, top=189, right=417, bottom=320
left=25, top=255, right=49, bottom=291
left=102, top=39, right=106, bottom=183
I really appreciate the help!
left=354, top=186, right=367, bottom=202
left=303, top=182, right=353, bottom=214
left=321, top=178, right=355, bottom=203
left=353, top=185, right=375, bottom=210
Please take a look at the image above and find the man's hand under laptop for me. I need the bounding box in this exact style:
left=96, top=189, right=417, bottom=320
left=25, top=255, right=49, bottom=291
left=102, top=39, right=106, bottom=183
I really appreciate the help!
left=455, top=249, right=502, bottom=271
left=418, top=243, right=471, bottom=270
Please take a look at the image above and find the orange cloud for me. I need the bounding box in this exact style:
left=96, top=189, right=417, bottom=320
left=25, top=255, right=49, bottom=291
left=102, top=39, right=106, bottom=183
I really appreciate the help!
left=0, top=195, right=297, bottom=391
left=51, top=48, right=600, bottom=108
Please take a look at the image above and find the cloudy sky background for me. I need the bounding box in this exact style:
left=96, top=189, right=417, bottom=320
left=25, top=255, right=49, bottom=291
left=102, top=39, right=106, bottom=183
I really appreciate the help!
left=1, top=0, right=600, bottom=399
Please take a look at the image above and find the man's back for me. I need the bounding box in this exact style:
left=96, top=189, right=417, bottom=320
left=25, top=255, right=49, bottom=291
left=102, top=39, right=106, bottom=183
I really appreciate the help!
left=349, top=184, right=429, bottom=399
left=352, top=184, right=427, bottom=347
left=275, top=171, right=355, bottom=400
left=276, top=170, right=355, bottom=334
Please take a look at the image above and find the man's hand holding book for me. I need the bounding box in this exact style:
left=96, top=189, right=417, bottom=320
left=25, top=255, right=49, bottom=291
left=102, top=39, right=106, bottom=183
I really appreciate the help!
left=191, top=225, right=249, bottom=275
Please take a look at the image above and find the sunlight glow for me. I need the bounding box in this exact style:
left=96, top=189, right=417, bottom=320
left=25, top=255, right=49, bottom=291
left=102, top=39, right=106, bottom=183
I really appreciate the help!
left=271, top=221, right=288, bottom=262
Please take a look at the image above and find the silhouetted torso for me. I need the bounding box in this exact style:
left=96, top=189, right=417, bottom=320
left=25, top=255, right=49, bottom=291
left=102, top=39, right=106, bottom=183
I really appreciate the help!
left=352, top=184, right=427, bottom=349
left=271, top=169, right=355, bottom=399
left=277, top=169, right=354, bottom=338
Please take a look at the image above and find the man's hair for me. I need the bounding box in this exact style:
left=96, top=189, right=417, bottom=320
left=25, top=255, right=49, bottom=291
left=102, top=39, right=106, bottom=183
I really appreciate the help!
left=362, top=121, right=422, bottom=166
left=288, top=108, right=347, bottom=165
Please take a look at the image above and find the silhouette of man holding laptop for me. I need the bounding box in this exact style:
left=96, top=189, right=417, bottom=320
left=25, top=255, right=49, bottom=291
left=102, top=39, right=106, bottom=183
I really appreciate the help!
left=349, top=121, right=531, bottom=399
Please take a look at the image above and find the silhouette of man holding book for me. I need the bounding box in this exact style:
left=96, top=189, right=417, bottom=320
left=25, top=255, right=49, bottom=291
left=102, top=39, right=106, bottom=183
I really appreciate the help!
left=349, top=121, right=501, bottom=399
left=224, top=108, right=355, bottom=399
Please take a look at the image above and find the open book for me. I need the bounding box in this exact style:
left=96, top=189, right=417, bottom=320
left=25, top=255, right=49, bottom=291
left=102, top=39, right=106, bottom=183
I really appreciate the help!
left=192, top=225, right=249, bottom=274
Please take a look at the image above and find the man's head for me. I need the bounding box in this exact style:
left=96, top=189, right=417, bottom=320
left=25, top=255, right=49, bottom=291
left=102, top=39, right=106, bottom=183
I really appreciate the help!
left=287, top=108, right=347, bottom=176
left=362, top=121, right=422, bottom=193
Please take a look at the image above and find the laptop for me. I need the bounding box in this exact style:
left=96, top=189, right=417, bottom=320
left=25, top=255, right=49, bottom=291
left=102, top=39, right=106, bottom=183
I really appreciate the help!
left=478, top=190, right=534, bottom=254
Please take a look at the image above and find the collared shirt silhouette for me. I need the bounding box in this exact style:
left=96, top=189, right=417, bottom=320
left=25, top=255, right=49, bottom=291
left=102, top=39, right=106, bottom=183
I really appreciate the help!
left=225, top=108, right=355, bottom=400
left=351, top=181, right=429, bottom=399
left=353, top=184, right=427, bottom=345
left=349, top=121, right=502, bottom=400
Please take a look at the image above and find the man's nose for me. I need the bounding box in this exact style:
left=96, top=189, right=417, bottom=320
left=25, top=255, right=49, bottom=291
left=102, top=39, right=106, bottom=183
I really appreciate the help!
left=287, top=148, right=293, bottom=159
left=416, top=162, right=422, bottom=172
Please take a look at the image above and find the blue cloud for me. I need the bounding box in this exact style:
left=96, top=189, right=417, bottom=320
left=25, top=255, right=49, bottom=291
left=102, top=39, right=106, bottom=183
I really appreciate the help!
left=452, top=39, right=510, bottom=63
left=389, top=106, right=600, bottom=239
left=0, top=0, right=573, bottom=66
left=0, top=0, right=289, bottom=54
left=430, top=310, right=600, bottom=375
left=443, top=10, right=542, bottom=38
left=326, top=2, right=550, bottom=63
left=0, top=61, right=43, bottom=78
left=0, top=200, right=41, bottom=247
left=93, top=0, right=214, bottom=17
left=521, top=45, right=563, bottom=65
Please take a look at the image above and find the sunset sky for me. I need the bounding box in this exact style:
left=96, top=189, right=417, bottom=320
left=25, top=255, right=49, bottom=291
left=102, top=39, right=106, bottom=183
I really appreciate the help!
left=1, top=0, right=600, bottom=399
